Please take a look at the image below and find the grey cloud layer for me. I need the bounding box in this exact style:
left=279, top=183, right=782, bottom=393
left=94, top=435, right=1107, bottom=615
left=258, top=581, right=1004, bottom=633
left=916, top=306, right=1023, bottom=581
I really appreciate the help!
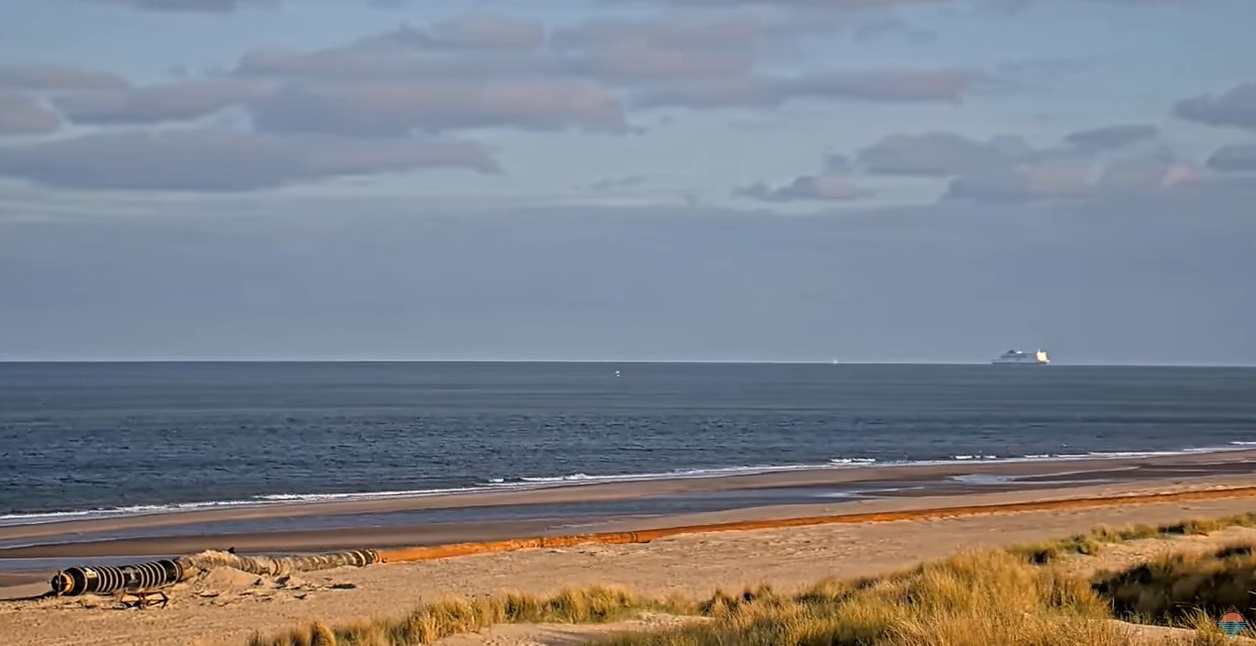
left=0, top=65, right=130, bottom=91
left=234, top=16, right=766, bottom=82
left=4, top=11, right=1166, bottom=196
left=51, top=81, right=272, bottom=125
left=934, top=137, right=1200, bottom=202
left=67, top=0, right=279, bottom=11
left=0, top=93, right=62, bottom=135
left=249, top=80, right=628, bottom=136
left=856, top=131, right=1029, bottom=176
left=638, top=69, right=987, bottom=109
left=8, top=12, right=1001, bottom=141
left=735, top=175, right=870, bottom=202
left=1207, top=145, right=1256, bottom=172
left=741, top=123, right=1202, bottom=205
left=418, top=15, right=547, bottom=50
left=1175, top=82, right=1256, bottom=131
left=0, top=130, right=498, bottom=191
left=1174, top=81, right=1256, bottom=180
left=1063, top=123, right=1159, bottom=151
left=943, top=156, right=1197, bottom=202
left=63, top=0, right=1194, bottom=10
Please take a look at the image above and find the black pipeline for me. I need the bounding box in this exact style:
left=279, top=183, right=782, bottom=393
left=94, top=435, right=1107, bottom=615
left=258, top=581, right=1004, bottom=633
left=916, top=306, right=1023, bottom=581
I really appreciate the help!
left=50, top=560, right=184, bottom=597
left=48, top=548, right=383, bottom=598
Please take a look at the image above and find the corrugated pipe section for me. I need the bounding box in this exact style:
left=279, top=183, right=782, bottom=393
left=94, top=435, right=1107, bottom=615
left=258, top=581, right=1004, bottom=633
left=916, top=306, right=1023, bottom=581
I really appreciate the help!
left=49, top=549, right=381, bottom=597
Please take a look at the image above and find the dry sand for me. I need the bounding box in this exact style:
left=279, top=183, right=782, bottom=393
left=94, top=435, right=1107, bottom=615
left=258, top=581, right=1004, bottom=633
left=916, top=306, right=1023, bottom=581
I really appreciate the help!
left=4, top=472, right=1256, bottom=646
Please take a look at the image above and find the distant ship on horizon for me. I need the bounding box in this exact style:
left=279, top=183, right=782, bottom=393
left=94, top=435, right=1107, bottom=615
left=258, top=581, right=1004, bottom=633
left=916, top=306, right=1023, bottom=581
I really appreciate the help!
left=992, top=349, right=1050, bottom=365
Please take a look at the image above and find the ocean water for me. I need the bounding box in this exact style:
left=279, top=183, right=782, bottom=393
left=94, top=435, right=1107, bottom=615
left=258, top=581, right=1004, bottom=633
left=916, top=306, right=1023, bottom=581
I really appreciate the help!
left=2, top=362, right=1255, bottom=521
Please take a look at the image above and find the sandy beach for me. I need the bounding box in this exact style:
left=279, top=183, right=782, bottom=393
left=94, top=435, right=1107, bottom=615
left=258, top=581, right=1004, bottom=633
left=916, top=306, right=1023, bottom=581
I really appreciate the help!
left=3, top=451, right=1256, bottom=646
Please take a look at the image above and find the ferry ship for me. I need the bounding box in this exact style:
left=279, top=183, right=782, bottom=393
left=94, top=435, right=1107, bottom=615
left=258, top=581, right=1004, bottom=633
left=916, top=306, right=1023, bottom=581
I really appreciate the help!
left=992, top=349, right=1050, bottom=365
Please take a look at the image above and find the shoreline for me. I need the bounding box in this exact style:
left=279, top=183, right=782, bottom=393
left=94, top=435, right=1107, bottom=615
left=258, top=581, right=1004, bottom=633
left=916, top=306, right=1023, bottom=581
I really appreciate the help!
left=7, top=446, right=1254, bottom=531
left=6, top=448, right=1254, bottom=527
left=1, top=449, right=1253, bottom=568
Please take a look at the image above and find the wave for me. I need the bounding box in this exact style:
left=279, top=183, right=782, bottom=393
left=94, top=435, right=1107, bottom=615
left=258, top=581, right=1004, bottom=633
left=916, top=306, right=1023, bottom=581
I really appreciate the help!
left=2, top=443, right=1252, bottom=527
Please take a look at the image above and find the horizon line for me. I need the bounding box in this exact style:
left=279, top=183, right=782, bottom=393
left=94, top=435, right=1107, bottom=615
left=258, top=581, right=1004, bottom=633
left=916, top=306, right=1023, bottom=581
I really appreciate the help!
left=1, top=358, right=1254, bottom=368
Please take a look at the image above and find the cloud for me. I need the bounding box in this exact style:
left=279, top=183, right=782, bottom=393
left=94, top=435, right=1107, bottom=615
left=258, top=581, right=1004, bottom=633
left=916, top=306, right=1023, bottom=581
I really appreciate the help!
left=638, top=68, right=989, bottom=109
left=944, top=155, right=1201, bottom=202
left=414, top=15, right=547, bottom=50
left=1094, top=157, right=1202, bottom=193
left=234, top=24, right=552, bottom=81
left=551, top=15, right=766, bottom=51
left=249, top=79, right=629, bottom=136
left=823, top=152, right=852, bottom=172
left=0, top=93, right=63, bottom=136
left=0, top=129, right=499, bottom=191
left=235, top=16, right=763, bottom=84
left=856, top=131, right=1029, bottom=176
left=70, top=0, right=485, bottom=10
left=1206, top=144, right=1256, bottom=173
left=1063, top=123, right=1159, bottom=152
left=1174, top=82, right=1256, bottom=131
left=64, top=0, right=280, bottom=11
left=0, top=65, right=130, bottom=91
left=943, top=157, right=1104, bottom=202
left=51, top=81, right=273, bottom=125
left=832, top=125, right=1200, bottom=203
left=233, top=18, right=985, bottom=116
left=66, top=0, right=1199, bottom=11
left=235, top=45, right=528, bottom=81
left=601, top=0, right=938, bottom=6
left=606, top=0, right=1193, bottom=7
left=559, top=40, right=754, bottom=82
left=736, top=174, right=871, bottom=202
left=586, top=175, right=650, bottom=191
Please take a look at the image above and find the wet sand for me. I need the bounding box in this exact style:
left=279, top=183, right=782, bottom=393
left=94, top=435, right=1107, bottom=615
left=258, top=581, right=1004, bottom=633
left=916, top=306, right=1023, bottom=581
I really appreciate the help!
left=1, top=450, right=1253, bottom=569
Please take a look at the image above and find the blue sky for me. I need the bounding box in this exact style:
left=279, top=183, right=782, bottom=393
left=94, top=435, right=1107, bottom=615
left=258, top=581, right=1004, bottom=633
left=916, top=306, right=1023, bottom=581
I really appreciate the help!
left=1, top=0, right=1254, bottom=362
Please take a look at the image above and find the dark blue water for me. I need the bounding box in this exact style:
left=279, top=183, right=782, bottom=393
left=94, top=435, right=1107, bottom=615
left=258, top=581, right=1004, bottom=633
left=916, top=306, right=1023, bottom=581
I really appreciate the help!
left=2, top=362, right=1254, bottom=518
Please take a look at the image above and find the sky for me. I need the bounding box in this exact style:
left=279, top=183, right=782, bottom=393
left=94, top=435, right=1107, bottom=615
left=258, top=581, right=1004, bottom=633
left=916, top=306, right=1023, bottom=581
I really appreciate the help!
left=1, top=0, right=1254, bottom=364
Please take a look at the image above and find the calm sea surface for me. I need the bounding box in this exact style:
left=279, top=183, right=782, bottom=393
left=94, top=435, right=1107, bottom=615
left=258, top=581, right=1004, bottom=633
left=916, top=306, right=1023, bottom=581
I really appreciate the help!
left=2, top=362, right=1254, bottom=518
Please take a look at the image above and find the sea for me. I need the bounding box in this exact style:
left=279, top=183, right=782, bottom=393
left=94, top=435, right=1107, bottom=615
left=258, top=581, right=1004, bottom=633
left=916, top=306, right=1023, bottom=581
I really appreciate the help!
left=2, top=362, right=1255, bottom=524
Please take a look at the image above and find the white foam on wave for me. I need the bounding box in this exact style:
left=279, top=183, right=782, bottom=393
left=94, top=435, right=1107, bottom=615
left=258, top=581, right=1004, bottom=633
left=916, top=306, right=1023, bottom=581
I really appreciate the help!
left=830, top=457, right=878, bottom=465
left=488, top=462, right=846, bottom=487
left=255, top=486, right=488, bottom=502
left=3, top=443, right=1252, bottom=527
left=0, top=499, right=279, bottom=527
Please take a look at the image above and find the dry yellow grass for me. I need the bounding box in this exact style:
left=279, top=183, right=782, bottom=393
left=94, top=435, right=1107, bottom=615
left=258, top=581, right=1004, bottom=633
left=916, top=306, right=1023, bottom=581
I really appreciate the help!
left=1010, top=511, right=1256, bottom=564
left=601, top=550, right=1126, bottom=646
left=247, top=586, right=685, bottom=646
left=249, top=512, right=1256, bottom=646
left=1094, top=543, right=1256, bottom=631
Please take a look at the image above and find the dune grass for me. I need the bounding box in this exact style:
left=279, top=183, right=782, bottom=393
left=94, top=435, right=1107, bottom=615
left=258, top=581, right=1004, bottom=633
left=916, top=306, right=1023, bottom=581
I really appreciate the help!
left=600, top=549, right=1129, bottom=646
left=248, top=512, right=1256, bottom=646
left=1009, top=511, right=1256, bottom=564
left=246, top=586, right=689, bottom=646
left=1094, top=542, right=1256, bottom=627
